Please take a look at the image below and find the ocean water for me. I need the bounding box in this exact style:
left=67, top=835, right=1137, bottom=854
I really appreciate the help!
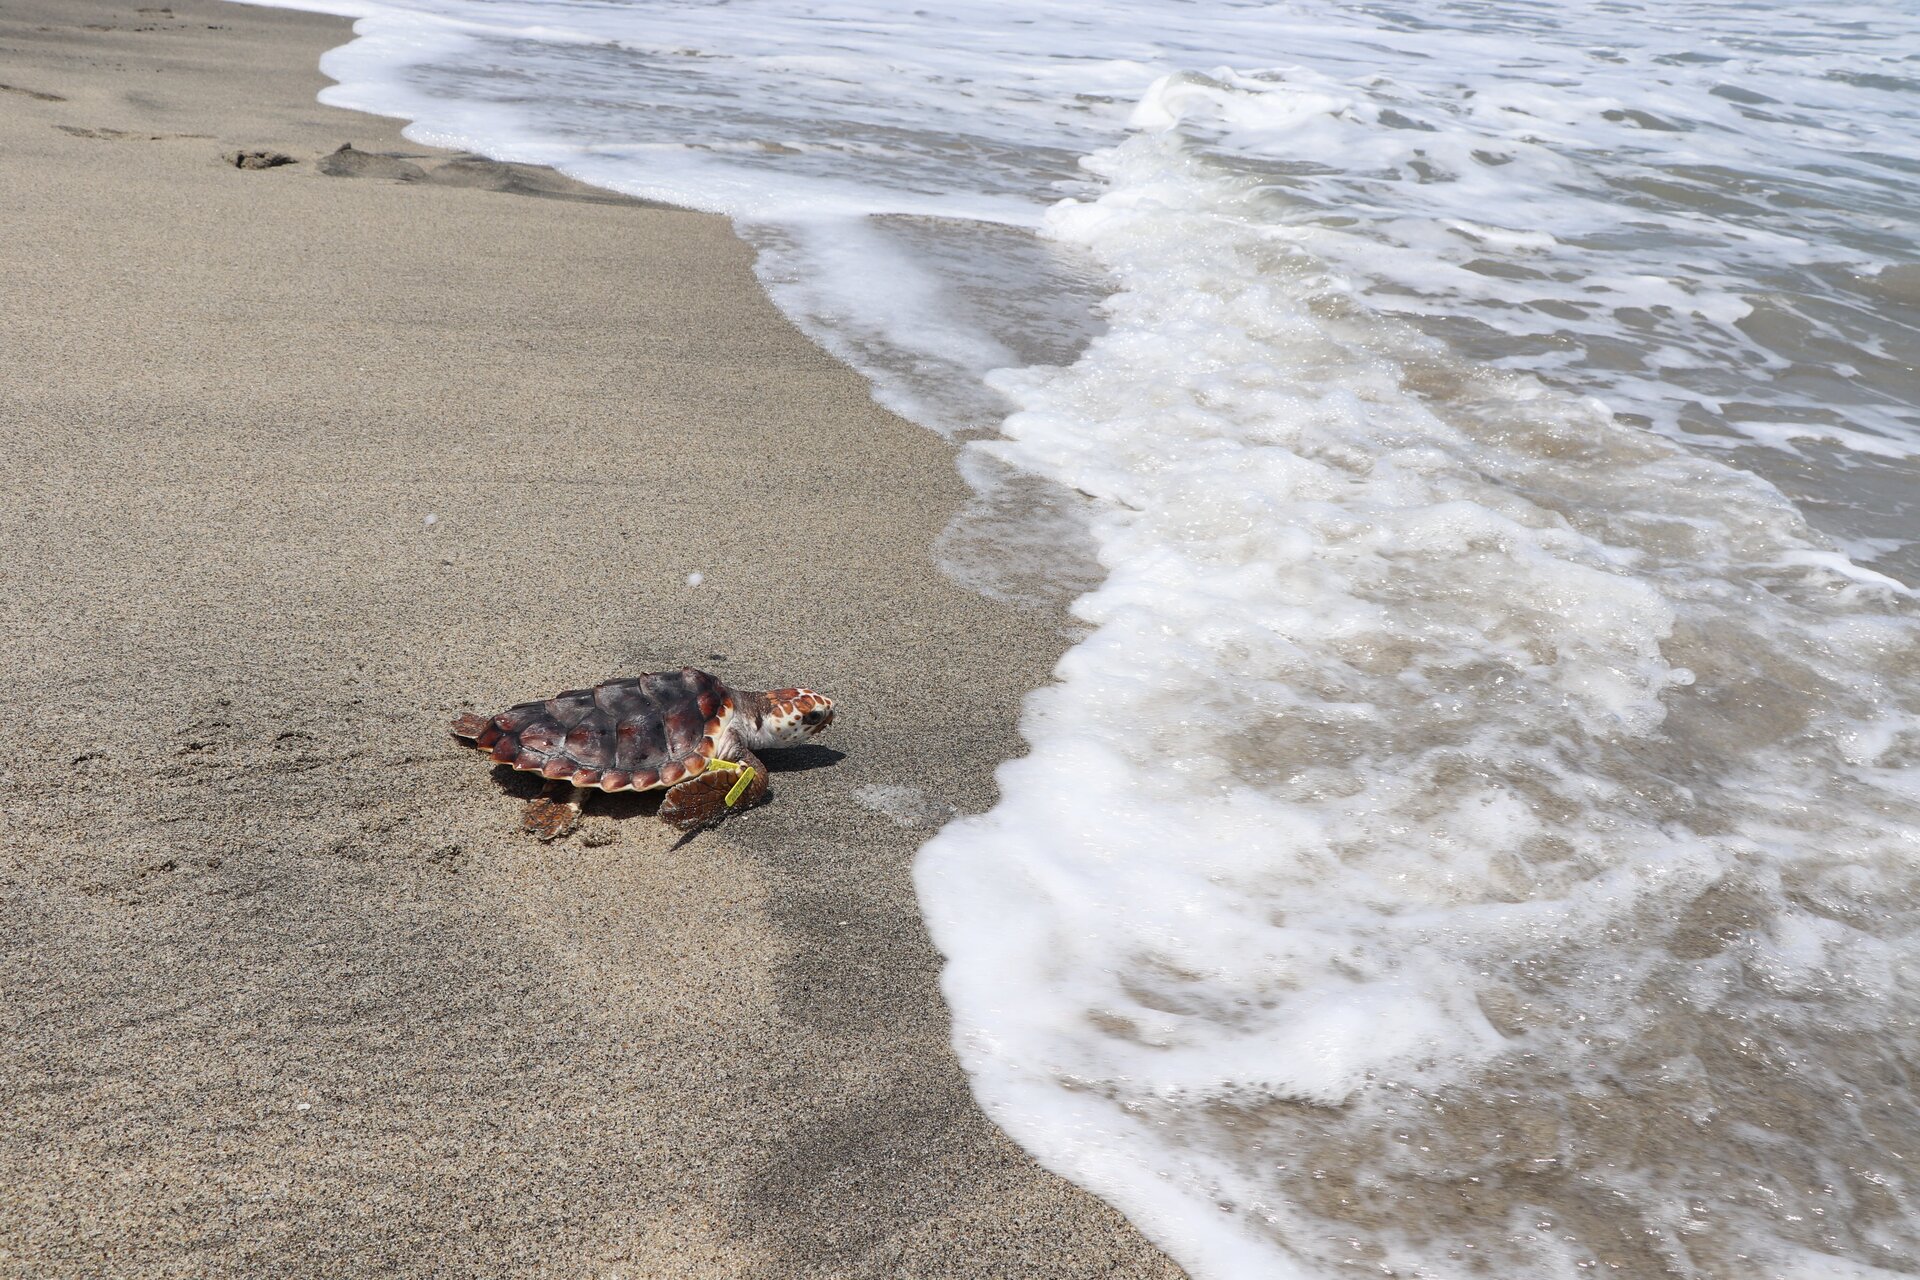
left=248, top=0, right=1920, bottom=1274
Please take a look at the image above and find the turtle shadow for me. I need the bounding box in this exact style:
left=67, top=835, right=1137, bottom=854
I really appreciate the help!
left=762, top=744, right=844, bottom=774
left=487, top=763, right=665, bottom=820
left=488, top=764, right=548, bottom=800
left=485, top=746, right=841, bottom=842
left=487, top=744, right=840, bottom=801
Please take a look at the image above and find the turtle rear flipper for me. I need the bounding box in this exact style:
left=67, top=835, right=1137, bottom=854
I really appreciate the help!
left=523, top=782, right=584, bottom=841
left=449, top=713, right=491, bottom=740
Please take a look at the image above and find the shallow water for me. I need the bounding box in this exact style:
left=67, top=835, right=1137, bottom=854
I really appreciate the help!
left=249, top=0, right=1920, bottom=1274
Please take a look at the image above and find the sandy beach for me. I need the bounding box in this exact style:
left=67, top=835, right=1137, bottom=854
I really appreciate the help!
left=0, top=2, right=1183, bottom=1274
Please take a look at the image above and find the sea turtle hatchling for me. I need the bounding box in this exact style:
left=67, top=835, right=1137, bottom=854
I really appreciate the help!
left=450, top=667, right=834, bottom=839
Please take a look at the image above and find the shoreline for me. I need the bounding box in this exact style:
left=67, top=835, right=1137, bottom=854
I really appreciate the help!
left=0, top=2, right=1182, bottom=1275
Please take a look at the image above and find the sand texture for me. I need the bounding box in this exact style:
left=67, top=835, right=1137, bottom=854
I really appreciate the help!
left=0, top=3, right=1184, bottom=1275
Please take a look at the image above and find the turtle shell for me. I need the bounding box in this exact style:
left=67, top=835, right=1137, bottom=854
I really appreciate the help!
left=450, top=667, right=734, bottom=793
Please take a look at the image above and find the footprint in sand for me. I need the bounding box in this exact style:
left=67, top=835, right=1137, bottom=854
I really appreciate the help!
left=425, top=155, right=644, bottom=205
left=314, top=144, right=658, bottom=205
left=316, top=143, right=426, bottom=182
left=224, top=148, right=295, bottom=170
left=0, top=83, right=66, bottom=102
left=57, top=123, right=209, bottom=142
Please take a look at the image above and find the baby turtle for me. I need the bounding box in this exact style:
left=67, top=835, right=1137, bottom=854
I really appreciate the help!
left=450, top=667, right=834, bottom=839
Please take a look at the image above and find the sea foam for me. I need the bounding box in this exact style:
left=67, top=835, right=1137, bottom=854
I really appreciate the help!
left=920, top=123, right=1920, bottom=1277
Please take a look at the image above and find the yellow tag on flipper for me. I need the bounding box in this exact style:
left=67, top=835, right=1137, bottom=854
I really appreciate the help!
left=706, top=757, right=755, bottom=808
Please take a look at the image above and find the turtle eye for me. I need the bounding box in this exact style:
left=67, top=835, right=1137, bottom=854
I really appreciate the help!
left=802, top=709, right=825, bottom=726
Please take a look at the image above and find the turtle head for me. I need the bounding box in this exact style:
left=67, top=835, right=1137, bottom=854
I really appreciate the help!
left=746, top=687, right=835, bottom=748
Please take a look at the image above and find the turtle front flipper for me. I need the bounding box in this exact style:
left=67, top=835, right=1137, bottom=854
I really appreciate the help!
left=523, top=781, right=585, bottom=842
left=658, top=749, right=769, bottom=832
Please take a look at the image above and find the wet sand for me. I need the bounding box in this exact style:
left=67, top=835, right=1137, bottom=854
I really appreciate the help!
left=0, top=2, right=1184, bottom=1274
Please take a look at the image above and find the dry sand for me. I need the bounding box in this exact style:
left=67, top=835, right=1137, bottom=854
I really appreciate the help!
left=0, top=3, right=1184, bottom=1275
